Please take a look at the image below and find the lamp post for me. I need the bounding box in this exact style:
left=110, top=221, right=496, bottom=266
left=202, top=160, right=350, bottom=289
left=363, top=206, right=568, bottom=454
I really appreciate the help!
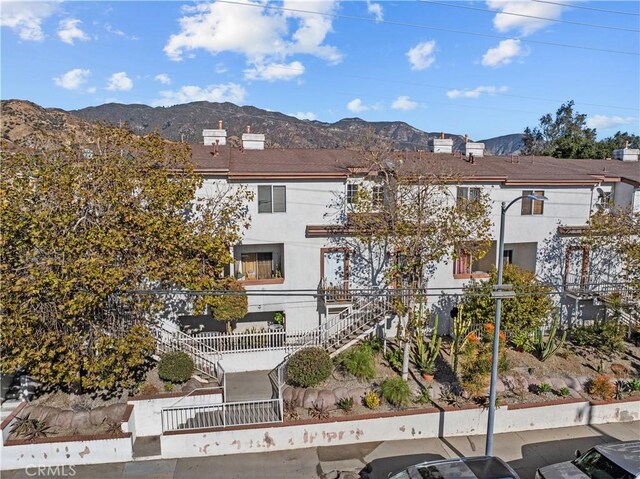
left=485, top=193, right=548, bottom=456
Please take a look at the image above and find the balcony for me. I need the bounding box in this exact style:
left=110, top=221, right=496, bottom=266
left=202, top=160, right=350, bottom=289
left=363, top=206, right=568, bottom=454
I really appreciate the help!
left=564, top=272, right=637, bottom=305
left=319, top=279, right=352, bottom=304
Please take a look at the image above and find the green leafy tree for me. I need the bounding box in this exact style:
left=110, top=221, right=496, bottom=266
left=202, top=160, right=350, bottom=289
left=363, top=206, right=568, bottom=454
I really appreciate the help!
left=344, top=133, right=493, bottom=380
left=461, top=263, right=554, bottom=334
left=584, top=207, right=640, bottom=319
left=0, top=127, right=252, bottom=392
left=598, top=131, right=640, bottom=158
left=522, top=100, right=605, bottom=159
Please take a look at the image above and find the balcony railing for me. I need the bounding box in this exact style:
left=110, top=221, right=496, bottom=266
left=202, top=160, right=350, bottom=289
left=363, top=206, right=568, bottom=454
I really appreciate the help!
left=564, top=272, right=638, bottom=304
left=319, top=279, right=352, bottom=303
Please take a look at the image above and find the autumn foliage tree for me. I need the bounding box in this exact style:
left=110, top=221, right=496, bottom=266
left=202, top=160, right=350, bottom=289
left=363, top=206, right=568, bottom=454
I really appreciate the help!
left=1, top=127, right=252, bottom=392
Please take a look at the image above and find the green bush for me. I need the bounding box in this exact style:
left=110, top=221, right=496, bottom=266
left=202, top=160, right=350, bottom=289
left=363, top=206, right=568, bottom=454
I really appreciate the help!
left=381, top=377, right=411, bottom=408
left=287, top=347, right=333, bottom=387
left=158, top=351, right=194, bottom=383
left=570, top=321, right=625, bottom=354
left=337, top=344, right=376, bottom=381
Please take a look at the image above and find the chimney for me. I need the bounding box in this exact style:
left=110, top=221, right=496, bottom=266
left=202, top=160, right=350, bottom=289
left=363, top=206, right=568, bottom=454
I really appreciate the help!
left=465, top=141, right=485, bottom=158
left=203, top=120, right=227, bottom=146
left=428, top=135, right=453, bottom=154
left=464, top=134, right=468, bottom=144
left=613, top=146, right=639, bottom=162
left=242, top=125, right=265, bottom=150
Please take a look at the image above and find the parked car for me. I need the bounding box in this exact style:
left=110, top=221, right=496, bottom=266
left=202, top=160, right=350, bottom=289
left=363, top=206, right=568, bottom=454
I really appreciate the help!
left=387, top=455, right=520, bottom=479
left=535, top=441, right=640, bottom=479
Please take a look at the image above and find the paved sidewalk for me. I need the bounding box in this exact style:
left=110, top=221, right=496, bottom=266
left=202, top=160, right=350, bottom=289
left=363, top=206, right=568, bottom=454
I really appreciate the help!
left=2, top=421, right=638, bottom=479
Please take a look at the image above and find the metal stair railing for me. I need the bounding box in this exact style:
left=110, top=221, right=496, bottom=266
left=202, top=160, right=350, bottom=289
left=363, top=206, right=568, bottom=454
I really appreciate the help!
left=152, top=322, right=222, bottom=379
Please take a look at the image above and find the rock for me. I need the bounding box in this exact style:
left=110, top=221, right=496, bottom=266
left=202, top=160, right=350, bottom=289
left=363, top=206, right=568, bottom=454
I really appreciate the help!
left=51, top=410, right=74, bottom=430
left=611, top=363, right=629, bottom=378
left=569, top=388, right=582, bottom=398
left=347, top=387, right=366, bottom=402
left=104, top=403, right=127, bottom=421
left=303, top=389, right=319, bottom=408
left=282, top=386, right=293, bottom=403
left=428, top=383, right=442, bottom=400
left=293, top=387, right=305, bottom=406
left=70, top=411, right=92, bottom=430
left=316, top=390, right=336, bottom=408
left=564, top=377, right=582, bottom=391
left=495, top=379, right=505, bottom=393
left=181, top=378, right=202, bottom=392
left=550, top=377, right=568, bottom=390
left=89, top=407, right=110, bottom=426
left=332, top=387, right=348, bottom=401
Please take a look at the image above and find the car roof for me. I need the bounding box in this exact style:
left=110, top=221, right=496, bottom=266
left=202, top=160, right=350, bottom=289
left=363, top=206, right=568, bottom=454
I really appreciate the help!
left=411, top=456, right=519, bottom=479
left=594, top=442, right=640, bottom=476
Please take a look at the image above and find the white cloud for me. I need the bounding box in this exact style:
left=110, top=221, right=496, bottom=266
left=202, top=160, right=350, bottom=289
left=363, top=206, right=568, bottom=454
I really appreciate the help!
left=105, top=24, right=125, bottom=36
left=481, top=39, right=525, bottom=67
left=215, top=63, right=228, bottom=74
left=391, top=96, right=418, bottom=110
left=487, top=0, right=565, bottom=36
left=57, top=18, right=89, bottom=44
left=53, top=68, right=91, bottom=90
left=155, top=73, right=171, bottom=85
left=347, top=98, right=369, bottom=113
left=152, top=83, right=247, bottom=107
left=290, top=111, right=317, bottom=121
left=1, top=1, right=58, bottom=41
left=446, top=85, right=508, bottom=99
left=244, top=61, right=304, bottom=81
left=407, top=40, right=436, bottom=71
left=586, top=115, right=636, bottom=130
left=163, top=0, right=341, bottom=81
left=367, top=0, right=383, bottom=22
left=106, top=72, right=133, bottom=91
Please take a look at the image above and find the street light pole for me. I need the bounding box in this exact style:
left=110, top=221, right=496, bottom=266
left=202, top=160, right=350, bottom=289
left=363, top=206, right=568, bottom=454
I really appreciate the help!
left=485, top=194, right=547, bottom=456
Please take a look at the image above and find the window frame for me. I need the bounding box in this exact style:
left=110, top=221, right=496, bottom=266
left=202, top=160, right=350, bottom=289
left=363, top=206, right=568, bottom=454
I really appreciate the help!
left=521, top=190, right=545, bottom=215
left=346, top=183, right=359, bottom=205
left=258, top=185, right=286, bottom=213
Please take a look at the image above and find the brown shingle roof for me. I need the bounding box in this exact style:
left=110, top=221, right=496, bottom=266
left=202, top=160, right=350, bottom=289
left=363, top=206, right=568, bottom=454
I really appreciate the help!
left=189, top=144, right=640, bottom=186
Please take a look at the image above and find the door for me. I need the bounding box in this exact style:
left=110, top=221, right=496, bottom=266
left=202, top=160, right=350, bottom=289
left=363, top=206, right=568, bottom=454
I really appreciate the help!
left=322, top=249, right=349, bottom=301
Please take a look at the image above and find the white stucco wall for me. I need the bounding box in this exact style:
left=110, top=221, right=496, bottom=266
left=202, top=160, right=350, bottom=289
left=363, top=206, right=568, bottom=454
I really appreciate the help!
left=127, top=390, right=223, bottom=437
left=160, top=398, right=640, bottom=459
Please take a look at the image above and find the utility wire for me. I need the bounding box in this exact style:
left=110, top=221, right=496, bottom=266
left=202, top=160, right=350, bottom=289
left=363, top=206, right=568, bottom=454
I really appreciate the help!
left=419, top=0, right=640, bottom=33
left=262, top=64, right=640, bottom=112
left=215, top=0, right=639, bottom=57
left=533, top=0, right=640, bottom=17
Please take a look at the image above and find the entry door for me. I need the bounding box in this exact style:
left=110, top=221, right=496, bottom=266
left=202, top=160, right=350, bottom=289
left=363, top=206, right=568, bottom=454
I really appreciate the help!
left=323, top=251, right=347, bottom=288
left=565, top=246, right=590, bottom=287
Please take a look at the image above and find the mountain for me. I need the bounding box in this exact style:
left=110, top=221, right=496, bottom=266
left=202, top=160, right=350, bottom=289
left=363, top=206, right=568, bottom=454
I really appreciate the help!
left=1, top=99, right=523, bottom=155
left=71, top=101, right=522, bottom=154
left=1, top=99, right=97, bottom=149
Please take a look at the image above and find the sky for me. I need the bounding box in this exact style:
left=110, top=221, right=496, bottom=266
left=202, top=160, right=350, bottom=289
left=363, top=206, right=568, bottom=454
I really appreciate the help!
left=1, top=0, right=639, bottom=140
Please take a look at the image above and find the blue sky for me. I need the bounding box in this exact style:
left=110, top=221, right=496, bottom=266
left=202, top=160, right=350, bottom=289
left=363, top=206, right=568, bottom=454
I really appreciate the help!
left=1, top=0, right=639, bottom=140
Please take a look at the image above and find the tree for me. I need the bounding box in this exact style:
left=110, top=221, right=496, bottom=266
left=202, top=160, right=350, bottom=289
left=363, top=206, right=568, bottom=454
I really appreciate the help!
left=461, top=263, right=554, bottom=335
left=522, top=100, right=605, bottom=159
left=584, top=207, right=640, bottom=318
left=598, top=131, right=640, bottom=157
left=343, top=135, right=493, bottom=379
left=0, top=127, right=252, bottom=392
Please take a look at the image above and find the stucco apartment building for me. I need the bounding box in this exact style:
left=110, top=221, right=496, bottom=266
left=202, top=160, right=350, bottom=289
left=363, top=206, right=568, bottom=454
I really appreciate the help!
left=189, top=126, right=640, bottom=336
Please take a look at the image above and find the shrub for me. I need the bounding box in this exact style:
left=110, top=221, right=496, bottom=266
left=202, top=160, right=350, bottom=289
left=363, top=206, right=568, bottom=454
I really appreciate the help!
left=363, top=390, right=380, bottom=410
left=287, top=347, right=333, bottom=387
left=558, top=387, right=571, bottom=397
left=414, top=387, right=432, bottom=405
left=140, top=383, right=160, bottom=396
left=336, top=397, right=354, bottom=413
left=627, top=379, right=640, bottom=392
left=338, top=344, right=376, bottom=381
left=158, top=351, right=195, bottom=383
left=308, top=402, right=330, bottom=419
left=589, top=374, right=615, bottom=400
left=10, top=414, right=52, bottom=441
left=381, top=377, right=411, bottom=408
left=385, top=348, right=403, bottom=370
left=537, top=382, right=552, bottom=394
left=164, top=382, right=174, bottom=392
left=440, top=386, right=462, bottom=408
left=570, top=321, right=625, bottom=354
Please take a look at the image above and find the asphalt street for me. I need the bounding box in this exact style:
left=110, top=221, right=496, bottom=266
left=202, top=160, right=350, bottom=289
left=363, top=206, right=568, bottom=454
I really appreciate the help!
left=2, top=421, right=638, bottom=479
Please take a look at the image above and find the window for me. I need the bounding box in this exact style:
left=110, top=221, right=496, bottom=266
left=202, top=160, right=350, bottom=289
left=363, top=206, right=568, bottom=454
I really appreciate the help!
left=372, top=185, right=384, bottom=208
left=457, top=187, right=481, bottom=207
left=503, top=249, right=513, bottom=265
left=521, top=190, right=545, bottom=215
left=258, top=185, right=286, bottom=213
left=240, top=252, right=275, bottom=280
left=454, top=252, right=472, bottom=275
left=346, top=183, right=359, bottom=204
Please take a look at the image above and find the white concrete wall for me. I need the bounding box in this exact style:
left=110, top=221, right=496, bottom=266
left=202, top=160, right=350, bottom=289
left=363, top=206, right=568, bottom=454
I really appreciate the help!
left=160, top=399, right=639, bottom=459
left=614, top=181, right=636, bottom=209
left=219, top=350, right=288, bottom=373
left=128, top=390, right=223, bottom=437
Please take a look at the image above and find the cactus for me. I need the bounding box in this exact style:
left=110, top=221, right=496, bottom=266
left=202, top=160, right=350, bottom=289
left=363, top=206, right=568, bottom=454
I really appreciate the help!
left=412, top=310, right=442, bottom=374
left=534, top=313, right=567, bottom=362
left=450, top=306, right=472, bottom=374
